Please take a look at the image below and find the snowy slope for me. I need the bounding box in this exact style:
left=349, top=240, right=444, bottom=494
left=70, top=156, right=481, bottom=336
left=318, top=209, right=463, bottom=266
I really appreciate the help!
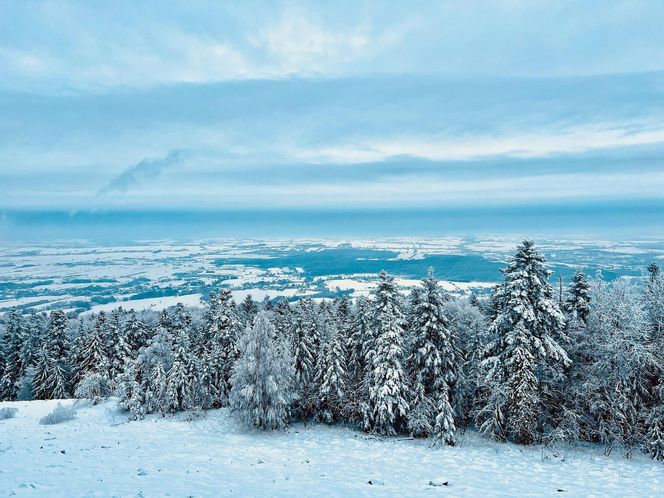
left=1, top=399, right=663, bottom=497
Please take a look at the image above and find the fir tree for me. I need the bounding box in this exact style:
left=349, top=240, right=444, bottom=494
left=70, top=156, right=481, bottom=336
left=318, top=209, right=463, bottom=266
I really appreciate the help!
left=291, top=298, right=320, bottom=419
left=272, top=299, right=293, bottom=342
left=315, top=325, right=348, bottom=423
left=478, top=241, right=569, bottom=445
left=229, top=312, right=295, bottom=430
left=74, top=312, right=111, bottom=385
left=165, top=325, right=197, bottom=412
left=364, top=270, right=410, bottom=435
left=645, top=262, right=664, bottom=337
left=0, top=309, right=25, bottom=400
left=124, top=310, right=150, bottom=358
left=565, top=271, right=591, bottom=324
left=239, top=294, right=259, bottom=326
left=19, top=312, right=46, bottom=372
left=407, top=269, right=458, bottom=444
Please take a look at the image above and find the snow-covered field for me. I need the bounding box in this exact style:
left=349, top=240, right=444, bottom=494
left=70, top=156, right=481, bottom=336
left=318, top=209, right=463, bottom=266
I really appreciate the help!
left=2, top=399, right=663, bottom=497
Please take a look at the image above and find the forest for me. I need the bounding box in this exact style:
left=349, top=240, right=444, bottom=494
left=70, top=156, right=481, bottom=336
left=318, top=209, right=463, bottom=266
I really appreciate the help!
left=1, top=240, right=663, bottom=461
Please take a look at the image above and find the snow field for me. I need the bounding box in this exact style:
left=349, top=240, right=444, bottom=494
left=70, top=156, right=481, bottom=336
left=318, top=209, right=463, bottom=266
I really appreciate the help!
left=1, top=399, right=663, bottom=497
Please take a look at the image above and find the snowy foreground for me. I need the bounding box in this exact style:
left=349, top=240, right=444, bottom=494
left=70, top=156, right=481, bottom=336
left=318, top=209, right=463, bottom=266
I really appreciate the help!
left=2, top=400, right=664, bottom=497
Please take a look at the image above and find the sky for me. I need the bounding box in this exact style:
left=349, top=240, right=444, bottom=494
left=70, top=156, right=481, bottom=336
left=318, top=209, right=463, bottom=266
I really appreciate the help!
left=1, top=1, right=664, bottom=238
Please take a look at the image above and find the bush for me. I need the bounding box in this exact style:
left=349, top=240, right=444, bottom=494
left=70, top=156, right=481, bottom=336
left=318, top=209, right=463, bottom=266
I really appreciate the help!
left=0, top=407, right=18, bottom=420
left=74, top=373, right=112, bottom=405
left=39, top=403, right=76, bottom=425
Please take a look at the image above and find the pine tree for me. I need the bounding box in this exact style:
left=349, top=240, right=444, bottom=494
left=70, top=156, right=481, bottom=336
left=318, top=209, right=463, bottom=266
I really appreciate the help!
left=478, top=240, right=569, bottom=445
left=407, top=269, right=458, bottom=444
left=565, top=271, right=591, bottom=324
left=364, top=270, right=410, bottom=435
left=0, top=309, right=25, bottom=400
left=229, top=312, right=295, bottom=430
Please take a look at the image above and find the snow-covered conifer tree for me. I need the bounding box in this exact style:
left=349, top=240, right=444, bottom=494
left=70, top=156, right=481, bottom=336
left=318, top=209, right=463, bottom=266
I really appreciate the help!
left=645, top=262, right=664, bottom=336
left=583, top=279, right=654, bottom=456
left=74, top=312, right=111, bottom=385
left=407, top=269, right=459, bottom=444
left=478, top=241, right=569, bottom=445
left=165, top=326, right=197, bottom=412
left=315, top=325, right=348, bottom=423
left=229, top=312, right=294, bottom=430
left=291, top=298, right=321, bottom=419
left=124, top=310, right=150, bottom=358
left=0, top=309, right=25, bottom=400
left=565, top=271, right=591, bottom=324
left=239, top=294, right=259, bottom=326
left=364, top=270, right=410, bottom=435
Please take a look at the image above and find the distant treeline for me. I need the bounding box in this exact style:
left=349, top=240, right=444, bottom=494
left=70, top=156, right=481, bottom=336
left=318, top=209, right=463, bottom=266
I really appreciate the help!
left=1, top=240, right=664, bottom=460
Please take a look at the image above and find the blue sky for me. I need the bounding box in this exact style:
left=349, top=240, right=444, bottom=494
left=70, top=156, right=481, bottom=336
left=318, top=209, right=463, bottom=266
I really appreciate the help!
left=1, top=1, right=664, bottom=235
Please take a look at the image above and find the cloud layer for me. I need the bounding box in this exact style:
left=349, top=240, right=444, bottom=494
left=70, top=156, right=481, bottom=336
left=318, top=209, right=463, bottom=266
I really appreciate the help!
left=1, top=2, right=663, bottom=220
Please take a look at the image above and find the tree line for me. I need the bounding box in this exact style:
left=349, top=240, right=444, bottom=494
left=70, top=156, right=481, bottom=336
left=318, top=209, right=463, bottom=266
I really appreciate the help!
left=1, top=240, right=664, bottom=460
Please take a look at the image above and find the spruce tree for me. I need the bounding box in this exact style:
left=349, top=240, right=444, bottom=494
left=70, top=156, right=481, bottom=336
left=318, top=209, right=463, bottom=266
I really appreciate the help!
left=291, top=298, right=320, bottom=419
left=364, top=270, right=410, bottom=435
left=165, top=324, right=197, bottom=412
left=478, top=240, right=569, bottom=445
left=124, top=310, right=150, bottom=358
left=645, top=262, right=664, bottom=336
left=315, top=325, right=348, bottom=423
left=407, top=269, right=458, bottom=444
left=239, top=294, right=258, bottom=326
left=0, top=309, right=25, bottom=400
left=74, top=312, right=111, bottom=385
left=565, top=271, right=591, bottom=324
left=229, top=312, right=294, bottom=430
left=39, top=310, right=71, bottom=398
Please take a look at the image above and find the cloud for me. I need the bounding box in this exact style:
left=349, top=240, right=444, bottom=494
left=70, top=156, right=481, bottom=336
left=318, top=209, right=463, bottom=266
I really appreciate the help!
left=99, top=150, right=186, bottom=195
left=290, top=123, right=664, bottom=163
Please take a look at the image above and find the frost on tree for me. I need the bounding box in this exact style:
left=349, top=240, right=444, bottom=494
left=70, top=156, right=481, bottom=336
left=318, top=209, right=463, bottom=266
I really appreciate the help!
left=73, top=312, right=111, bottom=387
left=645, top=262, right=664, bottom=336
left=407, top=268, right=459, bottom=445
left=315, top=321, right=348, bottom=423
left=478, top=240, right=569, bottom=445
left=31, top=310, right=71, bottom=400
left=583, top=279, right=655, bottom=457
left=564, top=271, right=591, bottom=324
left=165, top=324, right=197, bottom=412
left=124, top=310, right=151, bottom=357
left=290, top=298, right=320, bottom=419
left=445, top=299, right=488, bottom=429
left=201, top=290, right=241, bottom=407
left=0, top=309, right=25, bottom=400
left=364, top=270, right=410, bottom=436
left=229, top=312, right=295, bottom=430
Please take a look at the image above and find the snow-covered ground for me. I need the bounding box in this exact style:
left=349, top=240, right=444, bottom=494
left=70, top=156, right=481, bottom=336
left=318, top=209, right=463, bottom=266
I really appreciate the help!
left=1, top=399, right=663, bottom=497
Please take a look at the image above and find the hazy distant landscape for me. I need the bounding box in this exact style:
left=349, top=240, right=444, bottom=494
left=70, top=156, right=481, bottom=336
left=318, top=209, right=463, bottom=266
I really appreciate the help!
left=2, top=236, right=662, bottom=314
